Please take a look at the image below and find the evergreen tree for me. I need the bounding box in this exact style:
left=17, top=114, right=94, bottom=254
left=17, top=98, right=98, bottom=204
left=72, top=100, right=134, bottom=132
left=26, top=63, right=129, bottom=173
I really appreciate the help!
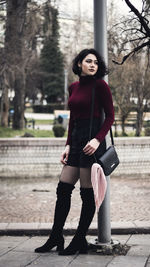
left=40, top=4, right=64, bottom=103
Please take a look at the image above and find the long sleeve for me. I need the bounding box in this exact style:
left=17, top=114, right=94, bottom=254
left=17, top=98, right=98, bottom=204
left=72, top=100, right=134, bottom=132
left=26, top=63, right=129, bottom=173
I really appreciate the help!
left=65, top=77, right=114, bottom=145
left=65, top=110, right=74, bottom=145
left=65, top=84, right=74, bottom=146
left=95, top=80, right=114, bottom=143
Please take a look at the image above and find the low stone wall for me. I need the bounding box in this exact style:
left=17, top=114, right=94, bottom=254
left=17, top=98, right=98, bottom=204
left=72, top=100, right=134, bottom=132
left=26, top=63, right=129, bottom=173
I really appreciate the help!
left=0, top=137, right=150, bottom=178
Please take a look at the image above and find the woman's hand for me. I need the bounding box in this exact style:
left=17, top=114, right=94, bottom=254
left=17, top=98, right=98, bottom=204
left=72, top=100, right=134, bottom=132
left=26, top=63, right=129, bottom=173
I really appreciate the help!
left=60, top=145, right=70, bottom=165
left=83, top=138, right=100, bottom=156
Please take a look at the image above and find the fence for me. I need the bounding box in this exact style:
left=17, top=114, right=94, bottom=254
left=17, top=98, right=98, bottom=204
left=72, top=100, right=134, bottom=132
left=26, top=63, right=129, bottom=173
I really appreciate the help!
left=0, top=137, right=150, bottom=178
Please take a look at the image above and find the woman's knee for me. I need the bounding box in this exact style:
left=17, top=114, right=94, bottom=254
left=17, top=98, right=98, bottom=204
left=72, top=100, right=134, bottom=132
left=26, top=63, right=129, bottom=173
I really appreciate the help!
left=60, top=165, right=79, bottom=185
left=79, top=167, right=92, bottom=188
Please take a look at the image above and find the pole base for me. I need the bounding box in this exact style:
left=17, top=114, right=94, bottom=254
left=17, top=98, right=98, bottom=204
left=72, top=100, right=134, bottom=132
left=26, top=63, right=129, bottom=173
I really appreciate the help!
left=88, top=238, right=119, bottom=249
left=88, top=238, right=129, bottom=255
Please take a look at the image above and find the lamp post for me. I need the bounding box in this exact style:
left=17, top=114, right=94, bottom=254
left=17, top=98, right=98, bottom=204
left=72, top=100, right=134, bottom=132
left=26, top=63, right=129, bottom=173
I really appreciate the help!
left=94, top=0, right=111, bottom=244
left=64, top=69, right=68, bottom=110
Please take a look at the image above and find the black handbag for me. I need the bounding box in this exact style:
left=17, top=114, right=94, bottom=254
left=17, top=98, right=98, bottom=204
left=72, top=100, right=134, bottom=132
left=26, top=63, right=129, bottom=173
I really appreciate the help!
left=89, top=85, right=120, bottom=176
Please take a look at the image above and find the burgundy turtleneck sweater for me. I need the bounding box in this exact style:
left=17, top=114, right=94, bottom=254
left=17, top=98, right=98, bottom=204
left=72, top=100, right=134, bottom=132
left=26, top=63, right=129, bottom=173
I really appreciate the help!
left=66, top=76, right=114, bottom=145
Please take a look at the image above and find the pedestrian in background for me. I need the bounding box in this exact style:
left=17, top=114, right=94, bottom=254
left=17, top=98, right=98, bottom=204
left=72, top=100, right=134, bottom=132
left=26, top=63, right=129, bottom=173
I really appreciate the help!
left=35, top=48, right=114, bottom=255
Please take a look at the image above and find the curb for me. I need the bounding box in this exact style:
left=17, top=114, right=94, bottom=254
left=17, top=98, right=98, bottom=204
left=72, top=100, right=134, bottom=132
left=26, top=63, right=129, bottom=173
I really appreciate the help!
left=0, top=227, right=150, bottom=236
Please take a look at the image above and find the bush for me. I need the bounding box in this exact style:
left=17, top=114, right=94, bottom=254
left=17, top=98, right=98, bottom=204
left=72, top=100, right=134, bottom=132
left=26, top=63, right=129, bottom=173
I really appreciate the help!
left=144, top=127, right=150, bottom=136
left=21, top=132, right=35, bottom=137
left=53, top=124, right=65, bottom=137
left=32, top=104, right=64, bottom=113
left=143, top=120, right=150, bottom=128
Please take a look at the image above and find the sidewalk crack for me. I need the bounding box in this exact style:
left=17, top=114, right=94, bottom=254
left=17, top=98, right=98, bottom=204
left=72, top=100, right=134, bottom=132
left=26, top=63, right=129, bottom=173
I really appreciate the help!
left=67, top=253, right=79, bottom=266
left=144, top=254, right=150, bottom=267
left=23, top=255, right=41, bottom=267
left=0, top=236, right=31, bottom=257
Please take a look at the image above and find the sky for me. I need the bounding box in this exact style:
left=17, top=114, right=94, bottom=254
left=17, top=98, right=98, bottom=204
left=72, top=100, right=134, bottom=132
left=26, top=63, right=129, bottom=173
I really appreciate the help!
left=56, top=0, right=143, bottom=20
left=113, top=0, right=142, bottom=16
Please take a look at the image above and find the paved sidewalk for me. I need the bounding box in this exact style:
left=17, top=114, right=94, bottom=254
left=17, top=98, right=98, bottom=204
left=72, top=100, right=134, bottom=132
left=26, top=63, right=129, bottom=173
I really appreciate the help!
left=0, top=234, right=150, bottom=267
left=0, top=177, right=150, bottom=266
left=0, top=176, right=150, bottom=224
left=0, top=176, right=150, bottom=235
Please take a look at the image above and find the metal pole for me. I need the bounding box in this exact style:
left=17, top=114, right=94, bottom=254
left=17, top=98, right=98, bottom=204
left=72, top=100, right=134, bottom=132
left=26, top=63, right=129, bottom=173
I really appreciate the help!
left=94, top=0, right=111, bottom=244
left=64, top=69, right=68, bottom=110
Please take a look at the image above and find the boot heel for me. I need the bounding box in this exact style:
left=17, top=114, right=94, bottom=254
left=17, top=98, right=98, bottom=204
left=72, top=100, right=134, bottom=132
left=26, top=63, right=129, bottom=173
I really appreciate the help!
left=79, top=248, right=88, bottom=254
left=56, top=239, right=64, bottom=252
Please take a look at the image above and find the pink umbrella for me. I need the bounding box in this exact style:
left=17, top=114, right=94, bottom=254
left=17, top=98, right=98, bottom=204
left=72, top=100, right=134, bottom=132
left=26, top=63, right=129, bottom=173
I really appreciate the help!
left=91, top=163, right=107, bottom=212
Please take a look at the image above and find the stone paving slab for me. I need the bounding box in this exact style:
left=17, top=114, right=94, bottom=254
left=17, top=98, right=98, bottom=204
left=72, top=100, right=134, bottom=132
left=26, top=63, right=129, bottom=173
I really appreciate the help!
left=127, top=234, right=150, bottom=246
left=0, top=236, right=29, bottom=257
left=0, top=250, right=39, bottom=267
left=128, top=244, right=150, bottom=257
left=61, top=254, right=113, bottom=267
left=0, top=177, right=150, bottom=224
left=0, top=235, right=150, bottom=267
left=108, top=255, right=148, bottom=267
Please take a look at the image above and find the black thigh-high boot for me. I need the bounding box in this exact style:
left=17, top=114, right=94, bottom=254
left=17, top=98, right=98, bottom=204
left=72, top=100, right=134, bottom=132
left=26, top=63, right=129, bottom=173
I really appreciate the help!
left=59, top=187, right=96, bottom=255
left=35, top=181, right=75, bottom=253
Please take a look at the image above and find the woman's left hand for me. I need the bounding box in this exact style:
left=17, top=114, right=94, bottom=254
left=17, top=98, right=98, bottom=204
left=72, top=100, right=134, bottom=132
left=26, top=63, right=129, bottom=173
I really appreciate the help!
left=83, top=138, right=100, bottom=156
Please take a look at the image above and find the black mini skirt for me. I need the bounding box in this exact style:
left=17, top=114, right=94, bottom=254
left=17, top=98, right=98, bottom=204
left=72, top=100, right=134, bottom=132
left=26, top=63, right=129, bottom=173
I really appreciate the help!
left=66, top=118, right=106, bottom=168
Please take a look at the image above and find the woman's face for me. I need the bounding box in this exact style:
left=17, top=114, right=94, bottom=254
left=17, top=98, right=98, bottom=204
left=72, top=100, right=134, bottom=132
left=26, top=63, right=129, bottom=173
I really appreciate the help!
left=78, top=53, right=98, bottom=76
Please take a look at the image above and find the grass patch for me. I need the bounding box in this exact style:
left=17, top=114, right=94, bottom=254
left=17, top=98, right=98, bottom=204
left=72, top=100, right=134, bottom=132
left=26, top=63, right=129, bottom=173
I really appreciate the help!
left=25, top=107, right=33, bottom=113
left=0, top=127, right=53, bottom=138
left=0, top=126, right=67, bottom=138
left=114, top=131, right=147, bottom=137
left=34, top=119, right=53, bottom=125
left=113, top=131, right=136, bottom=137
left=0, top=127, right=25, bottom=138
left=26, top=129, right=54, bottom=137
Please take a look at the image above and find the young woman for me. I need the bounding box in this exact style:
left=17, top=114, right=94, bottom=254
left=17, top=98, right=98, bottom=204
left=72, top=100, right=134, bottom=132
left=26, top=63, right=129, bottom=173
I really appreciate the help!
left=35, top=48, right=114, bottom=255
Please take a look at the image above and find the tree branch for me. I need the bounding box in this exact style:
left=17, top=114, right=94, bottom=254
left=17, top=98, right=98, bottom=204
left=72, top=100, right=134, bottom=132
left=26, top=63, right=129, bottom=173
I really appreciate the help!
left=121, top=36, right=147, bottom=46
left=121, top=27, right=146, bottom=35
left=124, top=0, right=150, bottom=37
left=112, top=40, right=150, bottom=65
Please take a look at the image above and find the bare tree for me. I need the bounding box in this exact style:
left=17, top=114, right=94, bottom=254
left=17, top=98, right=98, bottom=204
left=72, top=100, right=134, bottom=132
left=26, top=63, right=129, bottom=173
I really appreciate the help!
left=9, top=0, right=28, bottom=129
left=0, top=54, right=10, bottom=127
left=113, top=0, right=150, bottom=65
left=108, top=0, right=150, bottom=137
left=0, top=2, right=9, bottom=126
left=57, top=0, right=93, bottom=85
left=130, top=54, right=150, bottom=136
left=108, top=2, right=133, bottom=135
left=0, top=0, right=48, bottom=128
left=109, top=63, right=133, bottom=136
left=24, top=2, right=44, bottom=103
left=0, top=0, right=28, bottom=129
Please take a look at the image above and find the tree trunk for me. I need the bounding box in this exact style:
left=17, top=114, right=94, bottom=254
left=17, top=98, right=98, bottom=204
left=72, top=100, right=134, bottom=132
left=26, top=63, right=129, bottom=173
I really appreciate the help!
left=13, top=71, right=25, bottom=129
left=0, top=70, right=9, bottom=127
left=136, top=109, right=143, bottom=136
left=0, top=87, right=9, bottom=127
left=5, top=0, right=27, bottom=129
left=121, top=116, right=126, bottom=136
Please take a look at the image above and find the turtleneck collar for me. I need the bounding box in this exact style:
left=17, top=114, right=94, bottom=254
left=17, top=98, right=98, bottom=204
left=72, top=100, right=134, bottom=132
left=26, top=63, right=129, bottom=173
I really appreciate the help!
left=79, top=75, right=96, bottom=85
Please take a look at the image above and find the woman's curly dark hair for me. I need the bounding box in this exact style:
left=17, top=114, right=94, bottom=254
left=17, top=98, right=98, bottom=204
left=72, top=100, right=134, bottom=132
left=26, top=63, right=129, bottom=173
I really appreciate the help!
left=72, top=48, right=108, bottom=79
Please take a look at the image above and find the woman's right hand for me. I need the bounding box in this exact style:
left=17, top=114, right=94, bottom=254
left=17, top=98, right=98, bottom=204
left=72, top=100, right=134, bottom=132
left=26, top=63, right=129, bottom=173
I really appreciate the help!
left=60, top=145, right=70, bottom=165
